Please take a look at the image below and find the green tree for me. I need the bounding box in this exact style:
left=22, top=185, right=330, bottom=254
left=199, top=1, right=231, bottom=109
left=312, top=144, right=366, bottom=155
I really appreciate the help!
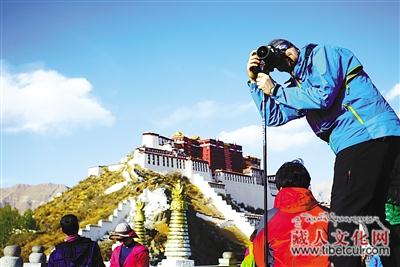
left=0, top=205, right=21, bottom=248
left=21, top=209, right=37, bottom=230
left=0, top=205, right=38, bottom=250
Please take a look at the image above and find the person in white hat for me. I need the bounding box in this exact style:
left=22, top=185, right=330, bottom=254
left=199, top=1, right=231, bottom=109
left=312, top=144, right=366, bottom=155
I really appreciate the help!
left=109, top=222, right=149, bottom=267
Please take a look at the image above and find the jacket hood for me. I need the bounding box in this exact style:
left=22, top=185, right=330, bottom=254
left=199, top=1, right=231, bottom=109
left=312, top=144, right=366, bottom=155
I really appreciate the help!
left=274, top=187, right=318, bottom=213
left=293, top=43, right=317, bottom=79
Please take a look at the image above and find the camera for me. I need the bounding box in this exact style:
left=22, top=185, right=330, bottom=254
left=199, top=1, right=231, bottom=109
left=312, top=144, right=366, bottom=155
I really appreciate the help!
left=251, top=45, right=284, bottom=75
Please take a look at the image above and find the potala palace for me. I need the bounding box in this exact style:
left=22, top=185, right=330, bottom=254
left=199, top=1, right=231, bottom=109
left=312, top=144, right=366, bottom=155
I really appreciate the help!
left=1, top=132, right=280, bottom=266
left=88, top=131, right=277, bottom=210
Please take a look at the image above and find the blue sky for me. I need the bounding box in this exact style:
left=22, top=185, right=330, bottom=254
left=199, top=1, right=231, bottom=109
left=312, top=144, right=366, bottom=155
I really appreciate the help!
left=1, top=1, right=399, bottom=201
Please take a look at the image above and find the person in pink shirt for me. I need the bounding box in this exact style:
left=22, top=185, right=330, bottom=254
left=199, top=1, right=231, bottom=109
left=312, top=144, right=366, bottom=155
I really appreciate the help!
left=109, top=223, right=149, bottom=267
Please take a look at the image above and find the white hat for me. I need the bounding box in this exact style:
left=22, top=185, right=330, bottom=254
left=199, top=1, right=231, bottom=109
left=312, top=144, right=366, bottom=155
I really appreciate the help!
left=109, top=223, right=137, bottom=240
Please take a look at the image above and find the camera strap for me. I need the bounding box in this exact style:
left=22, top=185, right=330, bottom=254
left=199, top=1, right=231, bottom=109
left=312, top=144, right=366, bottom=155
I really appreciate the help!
left=288, top=44, right=317, bottom=88
left=305, top=43, right=317, bottom=61
left=300, top=43, right=317, bottom=76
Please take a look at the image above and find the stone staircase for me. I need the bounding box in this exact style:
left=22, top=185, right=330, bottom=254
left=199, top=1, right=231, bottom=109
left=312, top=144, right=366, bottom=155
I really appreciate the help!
left=78, top=171, right=255, bottom=241
left=78, top=198, right=135, bottom=241
left=188, top=173, right=255, bottom=237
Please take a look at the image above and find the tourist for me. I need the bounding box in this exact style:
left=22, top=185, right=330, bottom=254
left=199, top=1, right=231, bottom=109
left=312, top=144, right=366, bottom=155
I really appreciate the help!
left=48, top=214, right=105, bottom=267
left=246, top=39, right=400, bottom=266
left=109, top=222, right=149, bottom=267
left=251, top=160, right=329, bottom=267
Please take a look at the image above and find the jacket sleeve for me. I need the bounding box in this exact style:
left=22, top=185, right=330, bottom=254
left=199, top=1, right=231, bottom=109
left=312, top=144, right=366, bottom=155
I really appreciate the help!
left=249, top=82, right=305, bottom=126
left=109, top=248, right=118, bottom=267
left=47, top=252, right=54, bottom=267
left=136, top=249, right=150, bottom=267
left=272, top=45, right=345, bottom=110
left=93, top=243, right=106, bottom=267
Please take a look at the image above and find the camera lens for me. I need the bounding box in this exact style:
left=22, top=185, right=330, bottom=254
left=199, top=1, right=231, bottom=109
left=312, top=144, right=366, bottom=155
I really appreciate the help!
left=256, top=46, right=270, bottom=60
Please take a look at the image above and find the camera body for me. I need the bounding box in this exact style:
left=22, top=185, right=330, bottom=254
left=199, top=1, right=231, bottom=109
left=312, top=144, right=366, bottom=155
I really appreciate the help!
left=251, top=45, right=284, bottom=75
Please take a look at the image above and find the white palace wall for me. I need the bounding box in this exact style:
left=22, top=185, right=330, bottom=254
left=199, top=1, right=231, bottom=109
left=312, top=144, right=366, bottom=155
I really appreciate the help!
left=133, top=149, right=213, bottom=182
left=215, top=172, right=273, bottom=210
left=187, top=173, right=255, bottom=237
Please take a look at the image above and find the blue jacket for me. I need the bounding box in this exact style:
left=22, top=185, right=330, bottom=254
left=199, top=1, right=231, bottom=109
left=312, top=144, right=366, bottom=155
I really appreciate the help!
left=249, top=44, right=400, bottom=154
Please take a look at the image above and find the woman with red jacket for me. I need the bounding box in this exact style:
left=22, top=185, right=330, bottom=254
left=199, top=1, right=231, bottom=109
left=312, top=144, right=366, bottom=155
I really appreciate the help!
left=109, top=223, right=149, bottom=267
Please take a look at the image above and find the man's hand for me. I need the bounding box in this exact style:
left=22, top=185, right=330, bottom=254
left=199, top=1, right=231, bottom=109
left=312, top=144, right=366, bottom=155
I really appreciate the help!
left=256, top=73, right=275, bottom=95
left=247, top=50, right=259, bottom=82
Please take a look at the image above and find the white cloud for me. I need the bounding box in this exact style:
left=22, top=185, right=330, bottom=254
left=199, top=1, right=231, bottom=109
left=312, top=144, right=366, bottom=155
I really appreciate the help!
left=385, top=83, right=400, bottom=101
left=311, top=181, right=332, bottom=203
left=218, top=119, right=314, bottom=153
left=1, top=65, right=115, bottom=134
left=160, top=100, right=254, bottom=126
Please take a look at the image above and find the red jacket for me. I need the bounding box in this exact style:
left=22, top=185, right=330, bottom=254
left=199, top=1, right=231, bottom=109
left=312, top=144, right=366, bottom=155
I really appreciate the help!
left=253, top=187, right=329, bottom=267
left=110, top=243, right=149, bottom=267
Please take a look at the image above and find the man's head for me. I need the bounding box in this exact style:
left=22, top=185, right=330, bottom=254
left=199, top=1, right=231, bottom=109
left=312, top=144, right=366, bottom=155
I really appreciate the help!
left=60, top=214, right=79, bottom=236
left=275, top=159, right=311, bottom=189
left=268, top=39, right=299, bottom=73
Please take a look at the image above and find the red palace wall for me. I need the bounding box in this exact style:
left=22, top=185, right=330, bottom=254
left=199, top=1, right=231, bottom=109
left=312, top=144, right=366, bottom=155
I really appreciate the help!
left=200, top=139, right=244, bottom=173
left=173, top=134, right=246, bottom=174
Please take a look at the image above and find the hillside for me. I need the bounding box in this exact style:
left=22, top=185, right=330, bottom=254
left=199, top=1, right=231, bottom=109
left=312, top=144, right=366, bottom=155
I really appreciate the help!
left=0, top=183, right=68, bottom=212
left=10, top=165, right=248, bottom=265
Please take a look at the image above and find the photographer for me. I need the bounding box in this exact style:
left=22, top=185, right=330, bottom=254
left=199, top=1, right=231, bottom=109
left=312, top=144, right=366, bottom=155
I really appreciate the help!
left=246, top=39, right=400, bottom=267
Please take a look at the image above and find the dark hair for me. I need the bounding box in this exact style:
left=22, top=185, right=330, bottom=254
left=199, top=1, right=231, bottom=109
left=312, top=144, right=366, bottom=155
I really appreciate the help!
left=268, top=39, right=297, bottom=51
left=275, top=159, right=311, bottom=189
left=60, top=214, right=79, bottom=235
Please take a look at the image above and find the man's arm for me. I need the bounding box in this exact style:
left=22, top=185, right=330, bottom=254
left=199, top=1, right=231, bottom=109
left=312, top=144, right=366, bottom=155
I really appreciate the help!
left=47, top=251, right=54, bottom=267
left=249, top=82, right=305, bottom=126
left=93, top=243, right=106, bottom=267
left=272, top=45, right=344, bottom=110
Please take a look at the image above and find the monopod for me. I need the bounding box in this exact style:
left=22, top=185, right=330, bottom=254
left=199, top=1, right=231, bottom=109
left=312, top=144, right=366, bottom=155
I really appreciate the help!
left=262, top=94, right=269, bottom=267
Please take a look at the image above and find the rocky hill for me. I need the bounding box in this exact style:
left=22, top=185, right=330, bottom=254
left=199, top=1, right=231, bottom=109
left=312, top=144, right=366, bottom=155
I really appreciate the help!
left=9, top=164, right=248, bottom=265
left=0, top=183, right=68, bottom=212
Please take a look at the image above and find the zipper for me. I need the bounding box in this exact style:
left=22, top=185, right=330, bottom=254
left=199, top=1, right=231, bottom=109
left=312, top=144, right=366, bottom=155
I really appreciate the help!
left=290, top=73, right=302, bottom=89
left=345, top=65, right=363, bottom=89
left=294, top=78, right=302, bottom=89
left=343, top=103, right=364, bottom=125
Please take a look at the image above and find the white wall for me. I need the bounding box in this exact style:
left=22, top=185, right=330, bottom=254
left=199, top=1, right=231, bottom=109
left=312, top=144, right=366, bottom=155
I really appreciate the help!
left=224, top=181, right=268, bottom=210
left=142, top=133, right=174, bottom=151
left=88, top=166, right=103, bottom=177
left=187, top=173, right=255, bottom=238
left=108, top=164, right=123, bottom=172
left=142, top=133, right=160, bottom=149
left=133, top=150, right=213, bottom=182
left=216, top=172, right=275, bottom=210
left=208, top=182, right=226, bottom=196
left=184, top=159, right=213, bottom=182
